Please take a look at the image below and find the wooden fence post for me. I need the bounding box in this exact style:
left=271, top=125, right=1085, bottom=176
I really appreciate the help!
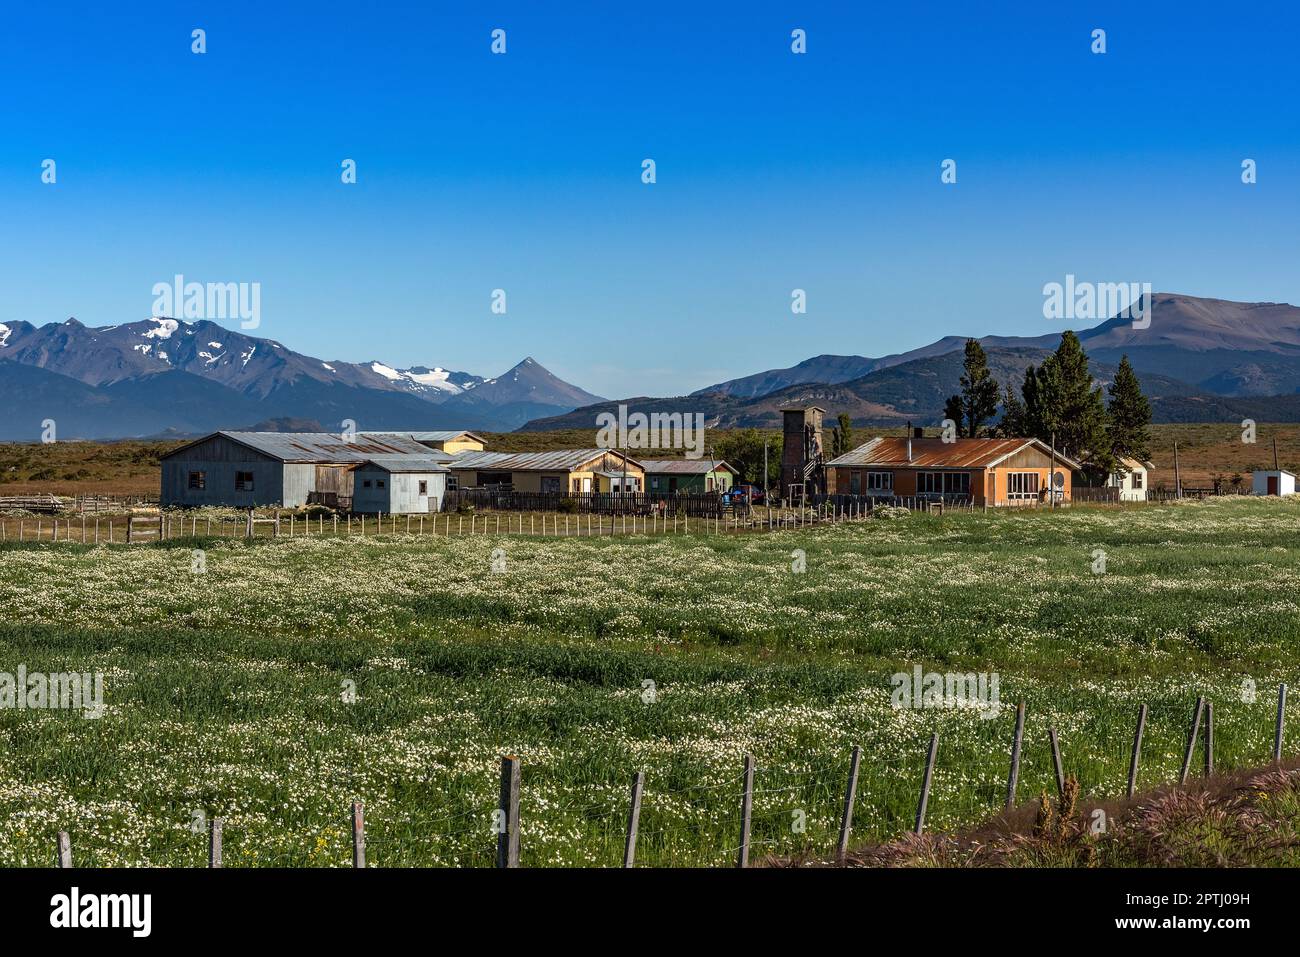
left=126, top=515, right=134, bottom=544
left=1204, top=700, right=1214, bottom=777
left=737, top=754, right=755, bottom=868
left=209, top=817, right=223, bottom=868
left=916, top=733, right=938, bottom=835
left=351, top=801, right=365, bottom=868
left=245, top=508, right=254, bottom=538
left=623, top=771, right=645, bottom=868
left=1180, top=696, right=1204, bottom=784
left=1005, top=701, right=1026, bottom=810
left=56, top=831, right=71, bottom=868
left=497, top=756, right=521, bottom=868
left=837, top=745, right=862, bottom=863
left=1048, top=727, right=1064, bottom=796
left=1128, top=704, right=1147, bottom=798
left=1276, top=684, right=1288, bottom=763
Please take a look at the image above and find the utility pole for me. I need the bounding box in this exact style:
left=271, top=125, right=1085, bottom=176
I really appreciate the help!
left=1175, top=440, right=1182, bottom=497
left=1049, top=431, right=1057, bottom=509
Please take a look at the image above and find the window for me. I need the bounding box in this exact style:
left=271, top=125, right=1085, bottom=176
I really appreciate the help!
left=650, top=476, right=661, bottom=491
left=943, top=472, right=970, bottom=494
left=362, top=480, right=372, bottom=489
left=1007, top=472, right=1039, bottom=500
left=917, top=472, right=943, bottom=494
left=235, top=471, right=254, bottom=491
left=1132, top=471, right=1143, bottom=490
left=377, top=480, right=385, bottom=489
left=447, top=475, right=459, bottom=491
left=418, top=480, right=428, bottom=495
left=188, top=471, right=206, bottom=490
left=866, top=471, right=892, bottom=491
left=541, top=475, right=561, bottom=494
left=849, top=471, right=861, bottom=494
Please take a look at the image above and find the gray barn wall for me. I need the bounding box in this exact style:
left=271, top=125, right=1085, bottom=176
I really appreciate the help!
left=161, top=434, right=293, bottom=508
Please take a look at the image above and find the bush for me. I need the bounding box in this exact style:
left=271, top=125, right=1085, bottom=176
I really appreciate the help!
left=557, top=498, right=579, bottom=514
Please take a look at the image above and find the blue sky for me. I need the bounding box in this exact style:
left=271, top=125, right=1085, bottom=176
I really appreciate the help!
left=2, top=1, right=1298, bottom=397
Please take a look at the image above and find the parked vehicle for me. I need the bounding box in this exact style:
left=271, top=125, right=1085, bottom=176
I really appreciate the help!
left=733, top=483, right=766, bottom=504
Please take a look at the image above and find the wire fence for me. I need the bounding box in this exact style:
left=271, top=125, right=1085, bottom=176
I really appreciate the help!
left=34, top=686, right=1291, bottom=869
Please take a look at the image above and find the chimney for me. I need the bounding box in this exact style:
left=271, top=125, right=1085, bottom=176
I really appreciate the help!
left=906, top=421, right=913, bottom=463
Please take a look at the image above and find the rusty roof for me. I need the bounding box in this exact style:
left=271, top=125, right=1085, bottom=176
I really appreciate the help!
left=826, top=437, right=1082, bottom=471
left=448, top=449, right=643, bottom=472
left=637, top=459, right=738, bottom=475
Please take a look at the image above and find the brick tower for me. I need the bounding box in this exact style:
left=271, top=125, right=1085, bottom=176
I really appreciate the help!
left=780, top=406, right=826, bottom=503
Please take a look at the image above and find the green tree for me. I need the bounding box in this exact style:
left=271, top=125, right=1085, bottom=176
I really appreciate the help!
left=836, top=413, right=853, bottom=456
left=1107, top=355, right=1151, bottom=465
left=714, top=428, right=780, bottom=487
left=997, top=379, right=1027, bottom=437
left=957, top=339, right=1000, bottom=438
left=1029, top=331, right=1112, bottom=474
left=943, top=394, right=965, bottom=436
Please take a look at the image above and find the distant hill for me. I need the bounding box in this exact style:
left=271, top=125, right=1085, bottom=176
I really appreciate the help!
left=522, top=346, right=1276, bottom=431
left=693, top=294, right=1300, bottom=400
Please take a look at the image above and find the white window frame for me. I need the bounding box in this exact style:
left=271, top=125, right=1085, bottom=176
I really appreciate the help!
left=1007, top=471, right=1039, bottom=500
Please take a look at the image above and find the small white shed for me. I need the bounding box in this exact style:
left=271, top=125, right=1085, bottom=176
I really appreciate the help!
left=1252, top=469, right=1296, bottom=497
left=352, top=457, right=448, bottom=514
left=1106, top=457, right=1154, bottom=502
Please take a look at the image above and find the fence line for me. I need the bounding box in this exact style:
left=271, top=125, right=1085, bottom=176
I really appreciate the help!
left=39, top=687, right=1287, bottom=868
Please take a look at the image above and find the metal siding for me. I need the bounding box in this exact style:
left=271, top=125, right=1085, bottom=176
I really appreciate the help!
left=161, top=455, right=286, bottom=508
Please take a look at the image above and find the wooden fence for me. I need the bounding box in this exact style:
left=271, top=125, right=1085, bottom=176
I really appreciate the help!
left=42, top=685, right=1290, bottom=868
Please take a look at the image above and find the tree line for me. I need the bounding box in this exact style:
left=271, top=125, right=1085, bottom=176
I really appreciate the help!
left=943, top=334, right=1151, bottom=478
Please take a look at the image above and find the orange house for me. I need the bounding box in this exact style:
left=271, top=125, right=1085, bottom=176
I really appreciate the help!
left=825, top=435, right=1081, bottom=506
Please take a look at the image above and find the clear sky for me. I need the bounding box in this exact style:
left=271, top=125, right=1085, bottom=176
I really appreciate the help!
left=3, top=1, right=1298, bottom=397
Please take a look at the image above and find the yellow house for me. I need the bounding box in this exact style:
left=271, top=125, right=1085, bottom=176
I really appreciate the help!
left=447, top=449, right=644, bottom=494
left=361, top=431, right=487, bottom=454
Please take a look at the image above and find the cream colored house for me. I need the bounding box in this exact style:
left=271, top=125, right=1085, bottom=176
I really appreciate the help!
left=1106, top=457, right=1154, bottom=502
left=447, top=449, right=644, bottom=494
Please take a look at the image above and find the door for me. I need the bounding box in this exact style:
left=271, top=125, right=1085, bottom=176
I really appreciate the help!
left=1269, top=475, right=1279, bottom=495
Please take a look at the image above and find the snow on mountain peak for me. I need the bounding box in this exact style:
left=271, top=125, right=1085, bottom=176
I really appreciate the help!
left=143, top=318, right=179, bottom=340
left=0, top=323, right=9, bottom=347
left=370, top=361, right=403, bottom=380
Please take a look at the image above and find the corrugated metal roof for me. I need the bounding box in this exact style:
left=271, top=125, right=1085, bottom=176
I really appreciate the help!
left=209, top=431, right=433, bottom=464
left=359, top=456, right=450, bottom=473
left=449, top=449, right=642, bottom=472
left=359, top=430, right=485, bottom=444
left=826, top=437, right=1082, bottom=470
left=637, top=459, right=738, bottom=475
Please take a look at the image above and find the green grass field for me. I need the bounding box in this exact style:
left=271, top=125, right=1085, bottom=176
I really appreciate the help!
left=0, top=496, right=1298, bottom=866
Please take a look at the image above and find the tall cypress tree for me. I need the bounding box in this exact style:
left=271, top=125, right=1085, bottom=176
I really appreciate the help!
left=958, top=339, right=1000, bottom=438
left=943, top=394, right=965, bottom=436
left=1031, top=331, right=1112, bottom=474
left=998, top=379, right=1027, bottom=437
left=1107, top=355, right=1151, bottom=464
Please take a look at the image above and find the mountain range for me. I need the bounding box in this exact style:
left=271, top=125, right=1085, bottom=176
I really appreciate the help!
left=8, top=293, right=1300, bottom=441
left=0, top=317, right=604, bottom=440
left=523, top=294, right=1300, bottom=431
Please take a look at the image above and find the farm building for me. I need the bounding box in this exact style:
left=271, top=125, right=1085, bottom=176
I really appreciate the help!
left=1252, top=469, right=1296, bottom=496
left=447, top=449, right=645, bottom=494
left=825, top=433, right=1080, bottom=506
left=359, top=430, right=486, bottom=454
left=160, top=431, right=432, bottom=509
left=639, top=459, right=738, bottom=494
left=1104, top=457, right=1154, bottom=502
left=351, top=457, right=449, bottom=514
